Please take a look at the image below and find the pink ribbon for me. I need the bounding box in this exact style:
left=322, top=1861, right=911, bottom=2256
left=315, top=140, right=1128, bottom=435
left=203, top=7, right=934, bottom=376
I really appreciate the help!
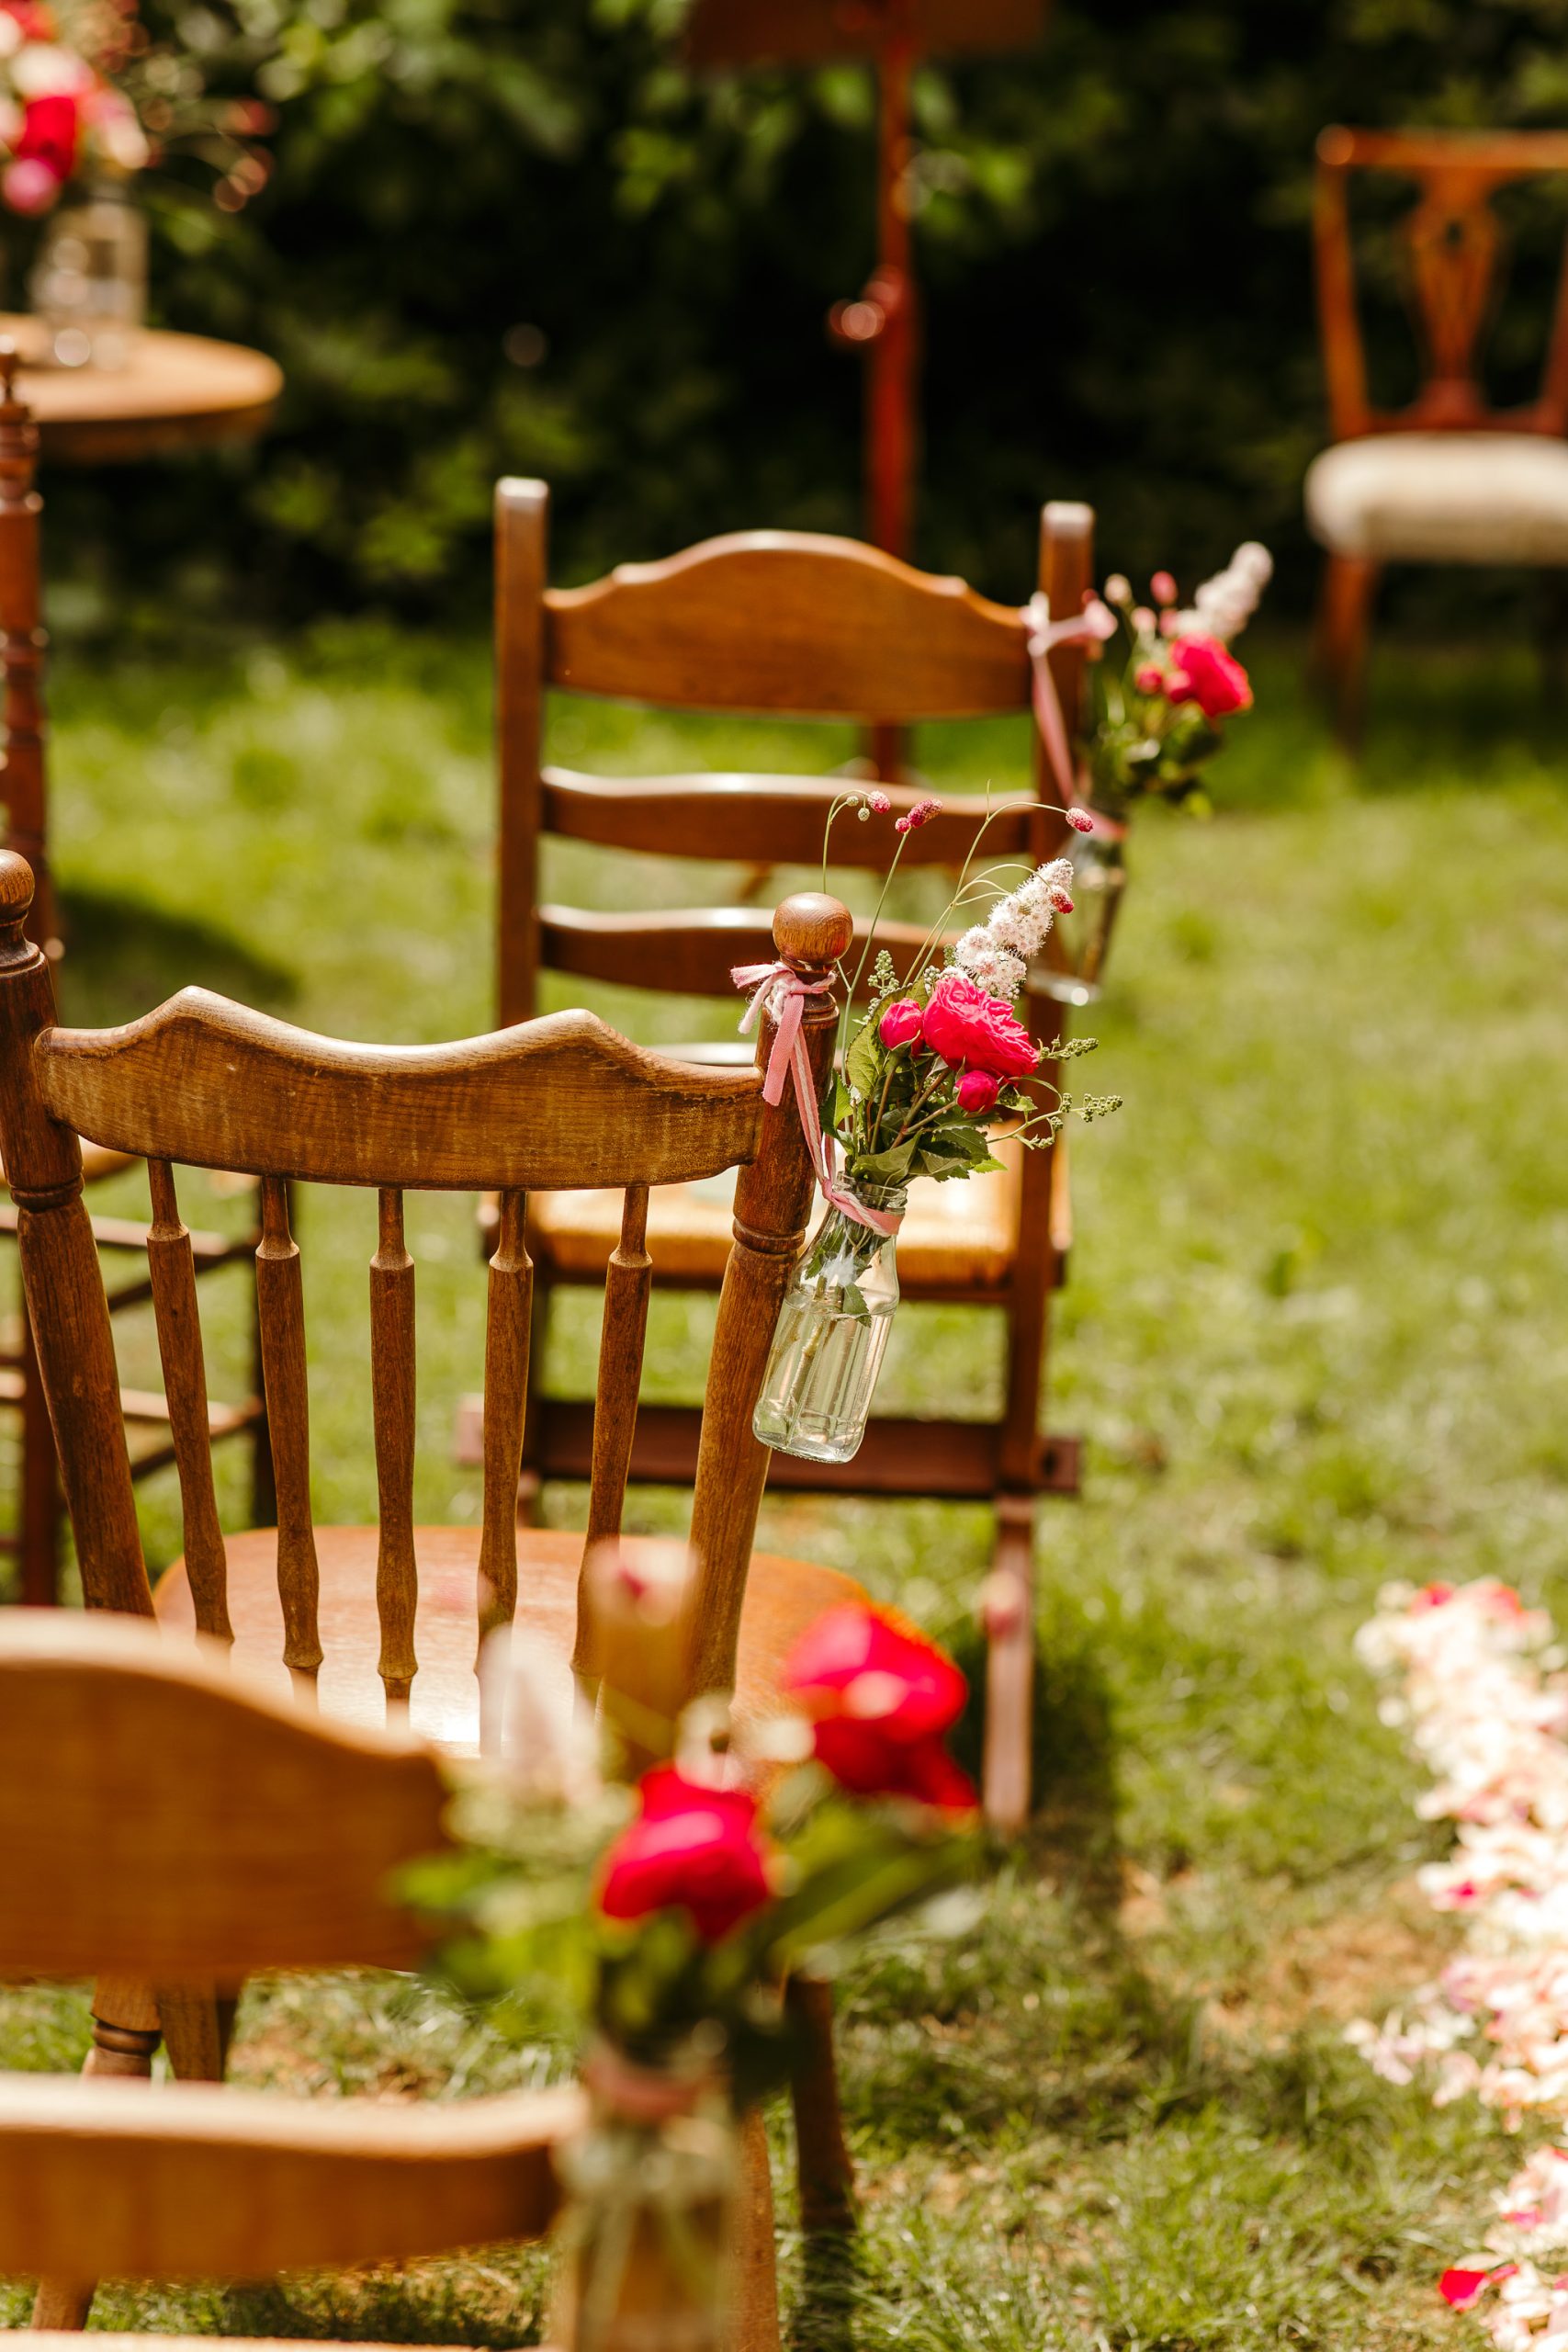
left=732, top=961, right=903, bottom=1238
left=1025, top=590, right=1121, bottom=828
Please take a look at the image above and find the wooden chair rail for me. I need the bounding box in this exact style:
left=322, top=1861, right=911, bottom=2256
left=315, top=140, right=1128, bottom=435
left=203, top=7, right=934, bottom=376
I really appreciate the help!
left=543, top=525, right=1031, bottom=717
left=34, top=993, right=765, bottom=1193
left=0, top=2072, right=580, bottom=2282
left=541, top=766, right=1043, bottom=870
left=540, top=904, right=963, bottom=1003
left=0, top=1612, right=449, bottom=1980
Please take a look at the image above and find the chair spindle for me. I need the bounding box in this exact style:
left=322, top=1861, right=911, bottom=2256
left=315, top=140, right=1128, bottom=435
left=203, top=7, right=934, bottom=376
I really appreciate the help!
left=572, top=1181, right=652, bottom=1687
left=370, top=1187, right=417, bottom=1716
left=477, top=1189, right=530, bottom=1684
left=254, top=1173, right=321, bottom=1699
left=145, top=1158, right=231, bottom=1645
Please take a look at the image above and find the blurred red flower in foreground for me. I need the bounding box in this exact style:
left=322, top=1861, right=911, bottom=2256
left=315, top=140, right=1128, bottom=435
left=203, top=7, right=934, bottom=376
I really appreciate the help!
left=782, top=1603, right=976, bottom=1812
left=598, top=1767, right=773, bottom=1943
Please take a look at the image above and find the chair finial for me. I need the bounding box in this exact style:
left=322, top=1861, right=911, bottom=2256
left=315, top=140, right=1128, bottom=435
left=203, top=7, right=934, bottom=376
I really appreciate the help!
left=773, top=892, right=853, bottom=975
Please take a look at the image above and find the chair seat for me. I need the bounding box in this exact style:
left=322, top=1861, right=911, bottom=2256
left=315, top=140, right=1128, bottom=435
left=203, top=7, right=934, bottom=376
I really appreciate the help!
left=152, top=1524, right=865, bottom=1752
left=1304, top=431, right=1568, bottom=564
left=528, top=1133, right=1065, bottom=1295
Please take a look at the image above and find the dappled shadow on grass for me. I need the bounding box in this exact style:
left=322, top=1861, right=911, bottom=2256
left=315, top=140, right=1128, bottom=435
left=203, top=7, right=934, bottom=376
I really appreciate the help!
left=53, top=880, right=297, bottom=1028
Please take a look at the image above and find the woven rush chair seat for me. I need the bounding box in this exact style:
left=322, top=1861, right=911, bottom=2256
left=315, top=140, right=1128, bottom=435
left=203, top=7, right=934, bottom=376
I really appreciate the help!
left=1305, top=430, right=1568, bottom=565
left=525, top=1132, right=1071, bottom=1295
left=152, top=1524, right=860, bottom=1753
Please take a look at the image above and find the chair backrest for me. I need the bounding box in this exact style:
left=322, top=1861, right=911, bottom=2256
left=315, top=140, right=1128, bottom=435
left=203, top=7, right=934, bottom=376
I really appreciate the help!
left=1314, top=125, right=1568, bottom=440
left=0, top=1611, right=579, bottom=2286
left=494, top=487, right=1096, bottom=1035
left=0, top=854, right=850, bottom=1713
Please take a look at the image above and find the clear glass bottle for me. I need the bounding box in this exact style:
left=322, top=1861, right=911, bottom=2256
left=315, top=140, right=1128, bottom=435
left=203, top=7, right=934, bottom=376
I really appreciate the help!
left=29, top=179, right=147, bottom=371
left=1037, top=825, right=1127, bottom=1006
left=752, top=1184, right=905, bottom=1464
left=553, top=2039, right=737, bottom=2352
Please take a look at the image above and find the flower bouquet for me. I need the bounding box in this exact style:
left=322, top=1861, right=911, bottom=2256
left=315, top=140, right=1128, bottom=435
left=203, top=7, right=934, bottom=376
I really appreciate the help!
left=0, top=0, right=270, bottom=368
left=1043, top=543, right=1271, bottom=1001
left=405, top=1568, right=978, bottom=2352
left=745, top=793, right=1120, bottom=1465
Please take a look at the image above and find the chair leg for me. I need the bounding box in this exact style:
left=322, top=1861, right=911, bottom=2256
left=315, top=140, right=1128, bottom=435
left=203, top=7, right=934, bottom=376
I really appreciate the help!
left=982, top=1495, right=1037, bottom=1836
left=1314, top=552, right=1380, bottom=747
left=30, top=1979, right=162, bottom=2330
left=157, top=1982, right=238, bottom=2082
left=735, top=2105, right=781, bottom=2352
left=18, top=1294, right=62, bottom=1605
left=786, top=1974, right=854, bottom=2237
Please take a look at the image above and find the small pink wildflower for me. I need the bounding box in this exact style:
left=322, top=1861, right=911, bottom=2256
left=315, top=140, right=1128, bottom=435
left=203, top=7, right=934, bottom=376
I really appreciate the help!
left=1131, top=605, right=1156, bottom=633
left=1046, top=884, right=1075, bottom=914
left=1066, top=807, right=1095, bottom=833
left=1151, top=570, right=1178, bottom=605
left=895, top=796, right=942, bottom=835
left=868, top=789, right=892, bottom=815
left=1134, top=662, right=1166, bottom=695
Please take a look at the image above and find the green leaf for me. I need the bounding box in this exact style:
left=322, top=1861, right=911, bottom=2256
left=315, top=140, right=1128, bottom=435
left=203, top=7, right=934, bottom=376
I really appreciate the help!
left=844, top=1017, right=882, bottom=1099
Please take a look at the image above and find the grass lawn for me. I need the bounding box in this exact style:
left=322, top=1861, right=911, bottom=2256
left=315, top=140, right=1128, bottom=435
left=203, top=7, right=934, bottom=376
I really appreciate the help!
left=3, top=621, right=1566, bottom=2346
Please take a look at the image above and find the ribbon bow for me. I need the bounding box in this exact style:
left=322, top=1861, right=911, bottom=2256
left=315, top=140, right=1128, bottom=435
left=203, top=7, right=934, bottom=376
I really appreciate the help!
left=731, top=961, right=903, bottom=1238
left=1026, top=590, right=1123, bottom=833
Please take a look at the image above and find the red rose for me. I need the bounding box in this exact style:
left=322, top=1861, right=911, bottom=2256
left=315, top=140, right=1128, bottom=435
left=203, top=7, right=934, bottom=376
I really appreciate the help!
left=955, top=1069, right=998, bottom=1115
left=877, top=997, right=922, bottom=1049
left=17, top=95, right=80, bottom=186
left=598, top=1766, right=773, bottom=1943
left=920, top=972, right=1038, bottom=1081
left=1167, top=633, right=1252, bottom=719
left=781, top=1604, right=977, bottom=1813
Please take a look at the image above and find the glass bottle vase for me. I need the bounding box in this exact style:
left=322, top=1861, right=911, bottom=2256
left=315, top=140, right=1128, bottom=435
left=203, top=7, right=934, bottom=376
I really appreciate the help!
left=1038, top=823, right=1127, bottom=1006
left=28, top=179, right=147, bottom=371
left=552, top=2041, right=738, bottom=2352
left=751, top=1184, right=905, bottom=1465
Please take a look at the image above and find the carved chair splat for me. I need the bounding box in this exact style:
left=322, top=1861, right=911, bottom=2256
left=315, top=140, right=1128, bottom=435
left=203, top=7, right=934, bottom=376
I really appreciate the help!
left=0, top=852, right=857, bottom=2302
left=487, top=483, right=1096, bottom=1829
left=0, top=349, right=268, bottom=1601
left=1309, top=127, right=1568, bottom=737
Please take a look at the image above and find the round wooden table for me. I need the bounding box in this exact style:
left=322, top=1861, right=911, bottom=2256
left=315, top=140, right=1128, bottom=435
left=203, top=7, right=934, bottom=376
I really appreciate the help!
left=0, top=313, right=281, bottom=463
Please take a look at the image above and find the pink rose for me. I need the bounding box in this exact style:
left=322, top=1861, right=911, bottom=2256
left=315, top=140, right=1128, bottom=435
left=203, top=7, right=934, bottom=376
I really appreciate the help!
left=877, top=997, right=923, bottom=1049
left=921, top=972, right=1038, bottom=1081
left=956, top=1069, right=998, bottom=1114
left=1134, top=662, right=1166, bottom=695
left=598, top=1766, right=773, bottom=1943
left=1167, top=633, right=1252, bottom=718
left=782, top=1604, right=976, bottom=1813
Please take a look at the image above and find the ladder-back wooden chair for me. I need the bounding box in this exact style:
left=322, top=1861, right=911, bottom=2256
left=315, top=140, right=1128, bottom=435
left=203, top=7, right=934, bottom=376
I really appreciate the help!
left=1309, top=126, right=1568, bottom=737
left=0, top=346, right=268, bottom=1601
left=487, top=485, right=1096, bottom=1830
left=0, top=850, right=856, bottom=2270
left=0, top=1610, right=775, bottom=2350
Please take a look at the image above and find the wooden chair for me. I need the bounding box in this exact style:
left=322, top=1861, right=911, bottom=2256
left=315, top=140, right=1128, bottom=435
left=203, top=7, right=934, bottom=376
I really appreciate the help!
left=0, top=847, right=857, bottom=2271
left=0, top=348, right=268, bottom=1602
left=0, top=1608, right=774, bottom=2349
left=485, top=485, right=1096, bottom=1830
left=1309, top=127, right=1568, bottom=738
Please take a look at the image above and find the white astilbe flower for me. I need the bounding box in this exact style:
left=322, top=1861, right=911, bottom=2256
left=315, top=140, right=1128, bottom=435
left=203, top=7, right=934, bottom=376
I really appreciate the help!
left=953, top=927, right=1025, bottom=999
left=479, top=1625, right=600, bottom=1806
left=1348, top=1577, right=1568, bottom=2342
left=1169, top=541, right=1273, bottom=643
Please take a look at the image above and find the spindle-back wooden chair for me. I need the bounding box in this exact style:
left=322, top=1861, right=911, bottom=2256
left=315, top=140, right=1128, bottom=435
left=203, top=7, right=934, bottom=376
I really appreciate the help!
left=0, top=851, right=857, bottom=2280
left=0, top=348, right=267, bottom=1602
left=0, top=1610, right=774, bottom=2350
left=485, top=485, right=1097, bottom=1829
left=1309, top=126, right=1568, bottom=735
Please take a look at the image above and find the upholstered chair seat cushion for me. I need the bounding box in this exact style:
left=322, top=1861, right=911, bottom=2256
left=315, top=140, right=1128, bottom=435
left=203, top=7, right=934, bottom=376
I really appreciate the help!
left=1305, top=432, right=1568, bottom=563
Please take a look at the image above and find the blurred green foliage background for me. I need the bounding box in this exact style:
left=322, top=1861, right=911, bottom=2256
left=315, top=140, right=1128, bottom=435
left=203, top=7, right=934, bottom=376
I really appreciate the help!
left=39, top=0, right=1568, bottom=618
